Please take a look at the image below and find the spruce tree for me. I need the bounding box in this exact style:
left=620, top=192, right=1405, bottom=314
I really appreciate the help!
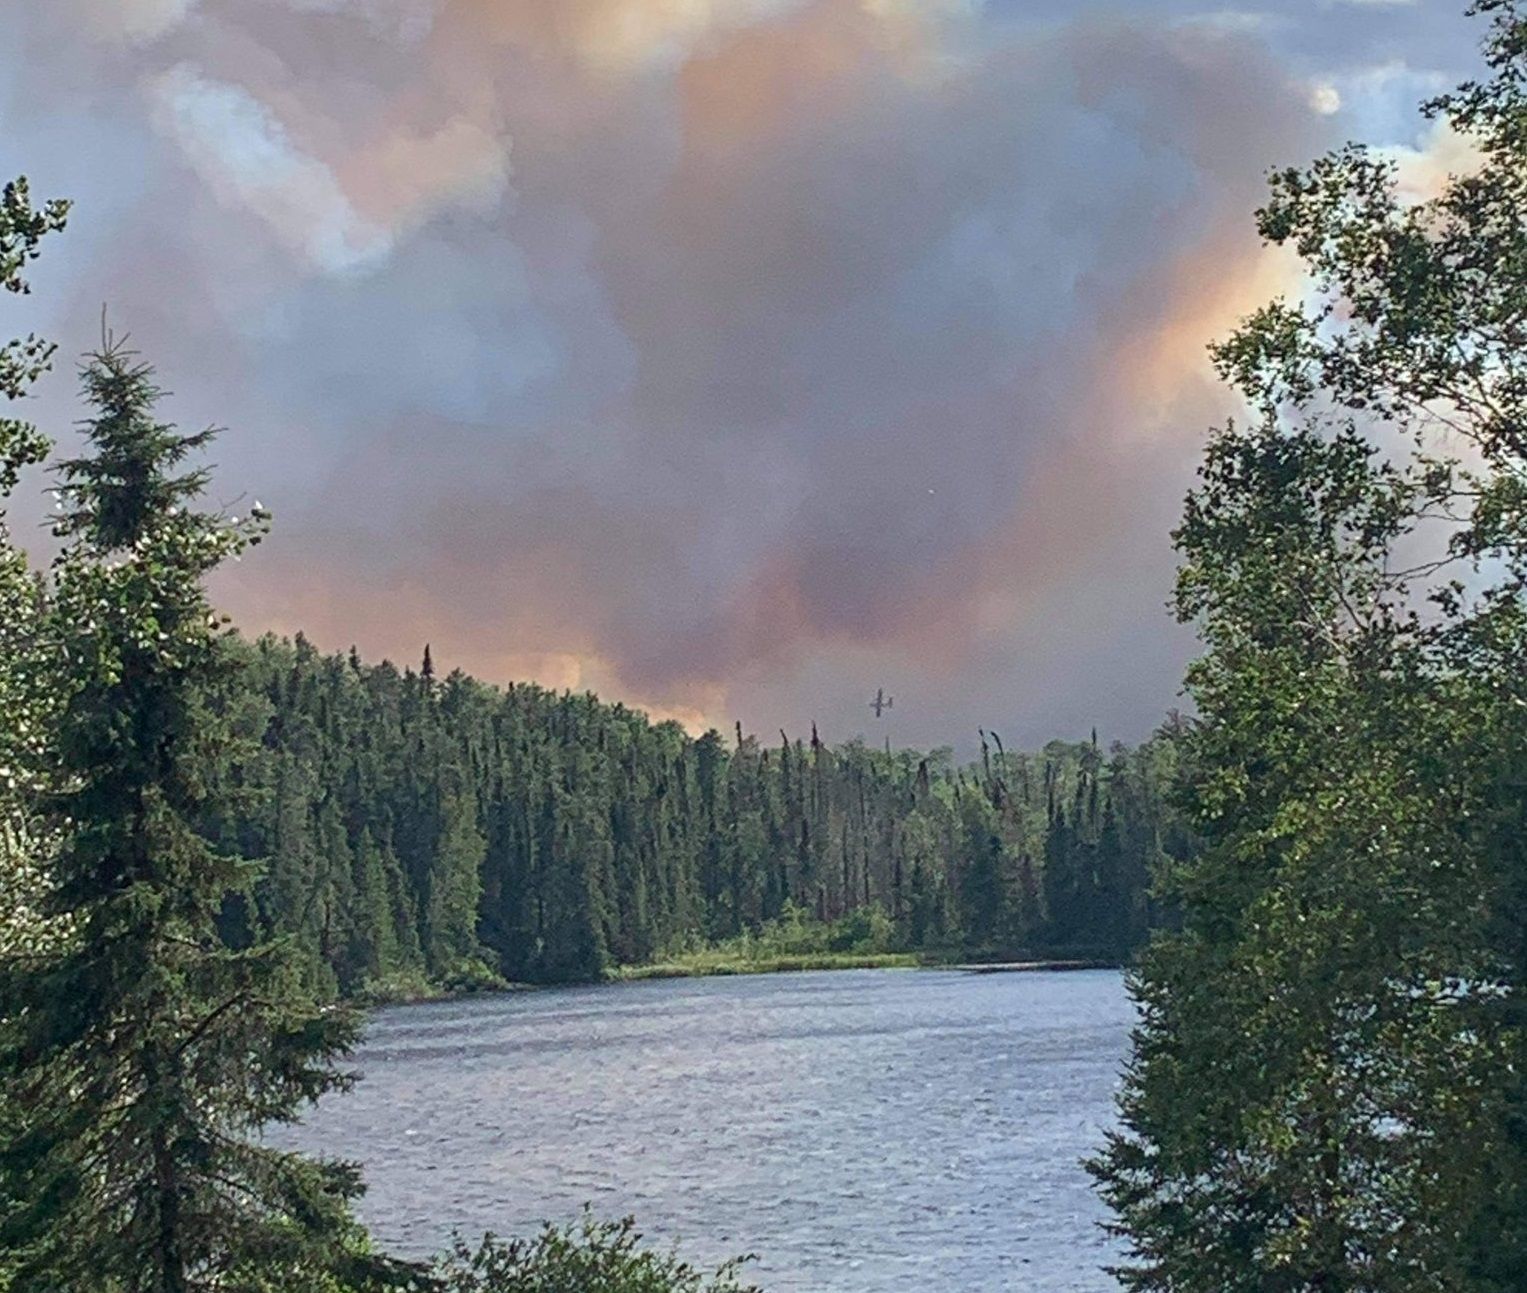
left=424, top=782, right=487, bottom=980
left=177, top=631, right=1174, bottom=990
left=0, top=340, right=418, bottom=1292
left=347, top=828, right=398, bottom=988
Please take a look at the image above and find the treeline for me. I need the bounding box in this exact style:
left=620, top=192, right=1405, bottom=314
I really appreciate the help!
left=210, top=634, right=1188, bottom=996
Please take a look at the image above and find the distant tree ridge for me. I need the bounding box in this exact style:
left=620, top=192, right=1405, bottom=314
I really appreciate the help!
left=211, top=633, right=1187, bottom=997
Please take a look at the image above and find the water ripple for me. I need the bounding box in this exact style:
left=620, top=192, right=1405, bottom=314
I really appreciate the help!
left=283, top=968, right=1132, bottom=1292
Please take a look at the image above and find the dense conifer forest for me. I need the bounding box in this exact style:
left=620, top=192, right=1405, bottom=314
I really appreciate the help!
left=4, top=2, right=1525, bottom=1289
left=216, top=634, right=1185, bottom=998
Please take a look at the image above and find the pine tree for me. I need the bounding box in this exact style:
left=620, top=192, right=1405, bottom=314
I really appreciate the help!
left=0, top=341, right=417, bottom=1292
left=957, top=792, right=1005, bottom=950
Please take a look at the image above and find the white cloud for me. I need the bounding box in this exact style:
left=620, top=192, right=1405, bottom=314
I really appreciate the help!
left=1310, top=82, right=1342, bottom=114
left=570, top=0, right=811, bottom=71
left=149, top=64, right=391, bottom=273
left=86, top=0, right=199, bottom=43
left=278, top=0, right=441, bottom=42
left=1324, top=60, right=1450, bottom=145
left=1381, top=118, right=1484, bottom=204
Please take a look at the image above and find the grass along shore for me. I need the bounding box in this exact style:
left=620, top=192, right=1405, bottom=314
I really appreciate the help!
left=612, top=903, right=913, bottom=982
left=612, top=949, right=923, bottom=980
left=609, top=905, right=1121, bottom=981
left=612, top=950, right=1118, bottom=981
left=353, top=905, right=1123, bottom=1002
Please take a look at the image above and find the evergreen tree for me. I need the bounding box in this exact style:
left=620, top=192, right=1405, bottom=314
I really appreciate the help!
left=540, top=782, right=611, bottom=982
left=424, top=783, right=487, bottom=979
left=0, top=341, right=416, bottom=1292
left=347, top=827, right=399, bottom=988
left=210, top=632, right=1174, bottom=990
left=957, top=792, right=1005, bottom=950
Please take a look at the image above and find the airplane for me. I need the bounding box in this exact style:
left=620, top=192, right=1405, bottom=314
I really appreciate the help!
left=870, top=688, right=893, bottom=719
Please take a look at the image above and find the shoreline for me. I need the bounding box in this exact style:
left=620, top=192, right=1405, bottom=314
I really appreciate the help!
left=950, top=959, right=1118, bottom=974
left=359, top=952, right=1124, bottom=1005
left=611, top=951, right=924, bottom=981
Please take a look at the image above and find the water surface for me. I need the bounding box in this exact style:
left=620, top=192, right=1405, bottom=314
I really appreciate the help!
left=289, top=968, right=1131, bottom=1291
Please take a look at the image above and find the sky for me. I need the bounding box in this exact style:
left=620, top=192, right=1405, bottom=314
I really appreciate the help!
left=0, top=0, right=1492, bottom=753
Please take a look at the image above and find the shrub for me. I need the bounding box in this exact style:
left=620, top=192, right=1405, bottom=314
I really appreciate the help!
left=825, top=905, right=894, bottom=954
left=437, top=1212, right=760, bottom=1293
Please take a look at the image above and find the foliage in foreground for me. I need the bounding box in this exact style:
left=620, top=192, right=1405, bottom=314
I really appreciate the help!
left=437, top=1213, right=759, bottom=1293
left=1093, top=2, right=1527, bottom=1289
left=0, top=175, right=69, bottom=959
left=0, top=323, right=419, bottom=1284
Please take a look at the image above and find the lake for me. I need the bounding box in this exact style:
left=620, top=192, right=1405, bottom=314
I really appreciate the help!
left=287, top=967, right=1132, bottom=1292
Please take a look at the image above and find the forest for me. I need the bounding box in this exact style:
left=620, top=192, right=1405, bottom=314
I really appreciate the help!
left=1, top=0, right=1526, bottom=1290
left=219, top=634, right=1183, bottom=998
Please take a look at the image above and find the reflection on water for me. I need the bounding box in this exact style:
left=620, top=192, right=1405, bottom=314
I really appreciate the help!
left=285, top=968, right=1131, bottom=1292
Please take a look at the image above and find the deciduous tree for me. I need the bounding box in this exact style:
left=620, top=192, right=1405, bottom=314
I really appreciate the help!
left=1093, top=4, right=1527, bottom=1287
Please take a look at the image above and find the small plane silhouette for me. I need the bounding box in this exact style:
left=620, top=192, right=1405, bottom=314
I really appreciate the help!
left=870, top=688, right=894, bottom=719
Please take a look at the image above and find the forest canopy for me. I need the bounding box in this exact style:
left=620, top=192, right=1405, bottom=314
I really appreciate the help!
left=215, top=631, right=1184, bottom=998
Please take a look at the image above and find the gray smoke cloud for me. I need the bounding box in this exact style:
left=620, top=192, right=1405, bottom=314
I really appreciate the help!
left=0, top=0, right=1481, bottom=748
